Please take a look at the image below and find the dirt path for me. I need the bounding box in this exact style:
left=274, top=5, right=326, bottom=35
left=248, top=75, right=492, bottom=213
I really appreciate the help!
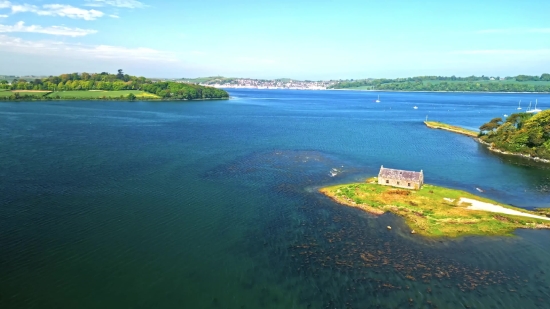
left=459, top=198, right=550, bottom=221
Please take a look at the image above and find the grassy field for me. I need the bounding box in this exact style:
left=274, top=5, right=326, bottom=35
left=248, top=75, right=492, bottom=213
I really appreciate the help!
left=424, top=121, right=478, bottom=137
left=320, top=179, right=550, bottom=238
left=0, top=90, right=52, bottom=98
left=47, top=90, right=159, bottom=99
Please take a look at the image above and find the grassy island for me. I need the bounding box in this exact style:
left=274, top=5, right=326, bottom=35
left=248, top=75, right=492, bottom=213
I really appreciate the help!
left=320, top=178, right=550, bottom=238
left=0, top=70, right=229, bottom=101
left=424, top=121, right=478, bottom=137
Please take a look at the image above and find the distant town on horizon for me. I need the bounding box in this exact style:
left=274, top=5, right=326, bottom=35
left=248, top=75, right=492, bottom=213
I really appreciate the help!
left=2, top=73, right=550, bottom=92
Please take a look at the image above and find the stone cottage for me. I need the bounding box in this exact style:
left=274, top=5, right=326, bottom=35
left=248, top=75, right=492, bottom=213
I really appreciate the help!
left=378, top=165, right=424, bottom=190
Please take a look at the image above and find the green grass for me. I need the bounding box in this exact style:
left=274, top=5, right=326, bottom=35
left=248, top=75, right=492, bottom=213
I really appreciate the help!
left=0, top=90, right=51, bottom=98
left=47, top=90, right=159, bottom=99
left=320, top=179, right=550, bottom=238
left=424, top=121, right=478, bottom=137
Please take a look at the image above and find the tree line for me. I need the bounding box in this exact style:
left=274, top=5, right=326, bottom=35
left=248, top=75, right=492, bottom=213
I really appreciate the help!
left=329, top=74, right=550, bottom=92
left=376, top=81, right=550, bottom=92
left=0, top=70, right=229, bottom=100
left=479, top=110, right=550, bottom=160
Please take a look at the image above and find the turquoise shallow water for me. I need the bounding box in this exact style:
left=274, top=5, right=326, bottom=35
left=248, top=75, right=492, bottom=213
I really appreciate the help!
left=1, top=90, right=549, bottom=308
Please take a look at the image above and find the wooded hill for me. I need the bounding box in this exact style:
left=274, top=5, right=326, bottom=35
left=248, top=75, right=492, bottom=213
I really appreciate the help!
left=479, top=110, right=550, bottom=160
left=0, top=71, right=229, bottom=100
left=329, top=74, right=550, bottom=92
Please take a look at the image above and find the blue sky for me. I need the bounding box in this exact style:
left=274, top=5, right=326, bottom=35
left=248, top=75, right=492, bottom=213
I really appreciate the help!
left=1, top=0, right=549, bottom=79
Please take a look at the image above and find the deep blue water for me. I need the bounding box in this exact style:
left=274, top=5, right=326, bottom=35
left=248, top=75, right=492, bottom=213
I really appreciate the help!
left=1, top=90, right=550, bottom=309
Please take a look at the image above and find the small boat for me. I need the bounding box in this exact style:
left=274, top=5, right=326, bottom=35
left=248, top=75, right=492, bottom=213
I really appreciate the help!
left=413, top=106, right=418, bottom=109
left=375, top=95, right=380, bottom=103
left=504, top=114, right=508, bottom=117
left=526, top=99, right=542, bottom=114
left=329, top=168, right=338, bottom=177
left=476, top=187, right=484, bottom=193
left=517, top=100, right=522, bottom=110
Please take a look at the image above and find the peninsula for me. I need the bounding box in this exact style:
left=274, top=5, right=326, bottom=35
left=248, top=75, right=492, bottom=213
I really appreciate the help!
left=320, top=177, right=550, bottom=238
left=0, top=70, right=229, bottom=101
left=424, top=121, right=478, bottom=137
left=424, top=110, right=550, bottom=163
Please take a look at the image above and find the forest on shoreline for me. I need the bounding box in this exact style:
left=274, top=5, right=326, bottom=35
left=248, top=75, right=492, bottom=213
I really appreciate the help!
left=479, top=110, right=550, bottom=160
left=0, top=70, right=229, bottom=101
left=329, top=74, right=550, bottom=92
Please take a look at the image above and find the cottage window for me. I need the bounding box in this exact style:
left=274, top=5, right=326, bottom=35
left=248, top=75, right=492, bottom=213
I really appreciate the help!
left=408, top=183, right=411, bottom=187
left=397, top=181, right=400, bottom=185
left=386, top=180, right=389, bottom=184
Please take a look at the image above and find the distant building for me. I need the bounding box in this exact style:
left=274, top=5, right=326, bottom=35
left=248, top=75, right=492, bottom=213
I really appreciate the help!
left=378, top=166, right=424, bottom=190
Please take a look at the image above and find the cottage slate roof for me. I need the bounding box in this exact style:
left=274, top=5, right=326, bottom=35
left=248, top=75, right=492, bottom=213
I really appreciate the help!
left=379, top=167, right=422, bottom=182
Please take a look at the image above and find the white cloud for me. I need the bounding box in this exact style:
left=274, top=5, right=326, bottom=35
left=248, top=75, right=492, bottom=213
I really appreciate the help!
left=0, top=34, right=179, bottom=62
left=85, top=0, right=146, bottom=8
left=109, top=14, right=119, bottom=18
left=0, top=14, right=8, bottom=18
left=11, top=4, right=104, bottom=20
left=0, top=1, right=10, bottom=9
left=477, top=28, right=550, bottom=34
left=0, top=21, right=97, bottom=36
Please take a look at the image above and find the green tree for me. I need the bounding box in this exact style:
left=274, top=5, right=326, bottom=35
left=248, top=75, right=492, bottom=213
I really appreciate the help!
left=127, top=93, right=136, bottom=101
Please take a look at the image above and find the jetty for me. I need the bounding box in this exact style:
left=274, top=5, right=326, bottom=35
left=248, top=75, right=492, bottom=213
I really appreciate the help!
left=424, top=121, right=478, bottom=137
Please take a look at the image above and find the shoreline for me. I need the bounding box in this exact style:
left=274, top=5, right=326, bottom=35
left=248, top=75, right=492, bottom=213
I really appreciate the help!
left=476, top=138, right=550, bottom=164
left=423, top=121, right=550, bottom=164
left=320, top=180, right=550, bottom=238
left=424, top=121, right=478, bottom=137
left=328, top=89, right=550, bottom=94
left=217, top=87, right=550, bottom=94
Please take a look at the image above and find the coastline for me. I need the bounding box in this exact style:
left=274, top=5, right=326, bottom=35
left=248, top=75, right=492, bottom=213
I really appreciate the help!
left=0, top=97, right=229, bottom=102
left=329, top=89, right=550, bottom=94
left=424, top=121, right=478, bottom=137
left=320, top=180, right=550, bottom=238
left=215, top=86, right=550, bottom=94
left=476, top=138, right=550, bottom=164
left=423, top=121, right=550, bottom=164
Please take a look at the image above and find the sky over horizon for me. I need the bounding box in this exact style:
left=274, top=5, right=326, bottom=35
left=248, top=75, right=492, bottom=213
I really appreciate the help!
left=1, top=0, right=549, bottom=79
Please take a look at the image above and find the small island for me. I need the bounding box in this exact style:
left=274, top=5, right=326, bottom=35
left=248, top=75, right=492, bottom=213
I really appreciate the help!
left=320, top=167, right=550, bottom=238
left=0, top=70, right=229, bottom=101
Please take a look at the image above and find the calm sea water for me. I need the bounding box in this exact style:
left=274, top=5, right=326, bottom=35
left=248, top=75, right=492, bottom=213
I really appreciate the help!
left=1, top=90, right=550, bottom=309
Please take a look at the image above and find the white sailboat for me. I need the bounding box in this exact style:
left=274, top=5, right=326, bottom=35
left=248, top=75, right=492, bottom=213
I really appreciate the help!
left=413, top=106, right=418, bottom=109
left=526, top=99, right=542, bottom=114
left=517, top=100, right=522, bottom=110
left=375, top=95, right=380, bottom=103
